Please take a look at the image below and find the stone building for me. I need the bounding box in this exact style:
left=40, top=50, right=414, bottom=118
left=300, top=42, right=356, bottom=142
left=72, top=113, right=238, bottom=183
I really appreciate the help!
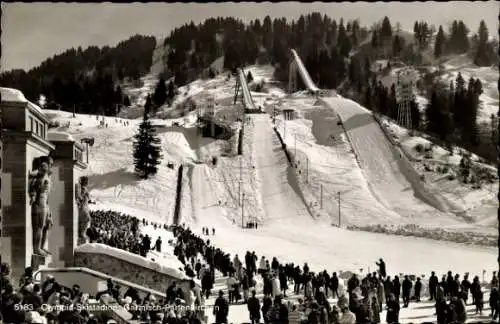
left=0, top=87, right=86, bottom=283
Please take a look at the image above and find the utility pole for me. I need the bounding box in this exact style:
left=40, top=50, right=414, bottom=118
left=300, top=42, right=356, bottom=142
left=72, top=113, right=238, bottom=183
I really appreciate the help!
left=338, top=191, right=341, bottom=227
left=241, top=192, right=245, bottom=228
left=305, top=157, right=309, bottom=183
left=283, top=118, right=286, bottom=141
left=320, top=185, right=323, bottom=209
left=294, top=134, right=297, bottom=159
left=238, top=156, right=242, bottom=206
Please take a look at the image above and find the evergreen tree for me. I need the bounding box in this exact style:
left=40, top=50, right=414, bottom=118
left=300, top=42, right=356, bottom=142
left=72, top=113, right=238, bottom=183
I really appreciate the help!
left=425, top=90, right=449, bottom=140
left=167, top=81, right=175, bottom=103
left=388, top=83, right=398, bottom=119
left=337, top=21, right=351, bottom=57
left=456, top=21, right=470, bottom=53
left=434, top=26, right=446, bottom=58
left=133, top=99, right=163, bottom=179
left=392, top=35, right=402, bottom=57
left=153, top=76, right=168, bottom=107
left=364, top=84, right=372, bottom=110
left=474, top=20, right=491, bottom=66
left=123, top=95, right=131, bottom=107
left=380, top=16, right=393, bottom=41
left=410, top=96, right=421, bottom=129
left=371, top=30, right=379, bottom=49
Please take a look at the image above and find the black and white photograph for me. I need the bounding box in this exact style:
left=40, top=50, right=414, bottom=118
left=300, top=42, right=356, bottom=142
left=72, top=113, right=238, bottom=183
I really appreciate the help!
left=0, top=2, right=499, bottom=323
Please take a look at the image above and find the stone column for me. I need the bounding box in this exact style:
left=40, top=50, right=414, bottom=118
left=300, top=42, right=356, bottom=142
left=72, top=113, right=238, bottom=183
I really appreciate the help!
left=47, top=136, right=87, bottom=268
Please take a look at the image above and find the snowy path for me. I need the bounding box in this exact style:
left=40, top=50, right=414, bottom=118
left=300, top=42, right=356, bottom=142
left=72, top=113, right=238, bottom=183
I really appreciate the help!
left=191, top=164, right=233, bottom=229
left=321, top=97, right=462, bottom=226
left=252, top=115, right=312, bottom=224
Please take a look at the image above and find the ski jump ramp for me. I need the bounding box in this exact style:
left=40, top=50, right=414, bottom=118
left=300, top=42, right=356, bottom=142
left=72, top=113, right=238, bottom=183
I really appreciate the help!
left=236, top=68, right=257, bottom=110
left=320, top=97, right=457, bottom=220
left=290, top=49, right=320, bottom=94
left=288, top=50, right=456, bottom=218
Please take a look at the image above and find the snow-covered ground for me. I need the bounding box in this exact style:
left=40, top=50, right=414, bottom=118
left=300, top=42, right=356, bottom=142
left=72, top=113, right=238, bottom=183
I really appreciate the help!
left=380, top=117, right=498, bottom=227
left=45, top=110, right=197, bottom=224
left=35, top=61, right=497, bottom=323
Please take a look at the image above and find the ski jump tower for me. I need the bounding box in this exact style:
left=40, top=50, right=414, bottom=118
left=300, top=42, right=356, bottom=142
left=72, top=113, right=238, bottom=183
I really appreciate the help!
left=396, top=68, right=414, bottom=130
left=288, top=49, right=320, bottom=96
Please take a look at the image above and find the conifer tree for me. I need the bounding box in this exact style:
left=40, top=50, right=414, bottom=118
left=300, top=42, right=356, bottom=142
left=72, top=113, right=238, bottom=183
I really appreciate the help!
left=474, top=20, right=491, bottom=66
left=153, top=76, right=168, bottom=107
left=392, top=35, right=402, bottom=57
left=133, top=95, right=163, bottom=179
left=410, top=96, right=421, bottom=129
left=434, top=26, right=446, bottom=58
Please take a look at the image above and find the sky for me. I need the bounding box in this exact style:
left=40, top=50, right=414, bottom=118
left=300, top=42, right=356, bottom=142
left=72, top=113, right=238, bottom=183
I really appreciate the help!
left=1, top=2, right=498, bottom=72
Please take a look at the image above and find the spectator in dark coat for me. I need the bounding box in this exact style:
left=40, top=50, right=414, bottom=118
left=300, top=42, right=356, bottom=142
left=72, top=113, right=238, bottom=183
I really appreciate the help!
left=262, top=293, right=273, bottom=324
left=429, top=271, right=439, bottom=301
left=214, top=290, right=229, bottom=324
left=247, top=290, right=261, bottom=324
left=414, top=277, right=422, bottom=302
left=392, top=276, right=401, bottom=302
left=386, top=293, right=400, bottom=324
left=376, top=259, right=386, bottom=278
left=490, top=287, right=499, bottom=319
left=402, top=275, right=413, bottom=307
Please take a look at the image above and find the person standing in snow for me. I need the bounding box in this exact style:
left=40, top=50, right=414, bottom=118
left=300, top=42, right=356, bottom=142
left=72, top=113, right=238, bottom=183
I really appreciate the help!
left=262, top=293, right=273, bottom=324
left=461, top=273, right=471, bottom=304
left=212, top=227, right=215, bottom=235
left=226, top=273, right=238, bottom=304
left=154, top=236, right=162, bottom=252
left=214, top=290, right=229, bottom=324
left=247, top=290, right=261, bottom=324
left=233, top=254, right=241, bottom=274
left=191, top=280, right=203, bottom=307
left=413, top=277, right=422, bottom=302
left=474, top=286, right=484, bottom=315
left=392, top=276, right=401, bottom=303
left=376, top=259, right=386, bottom=279
left=303, top=263, right=310, bottom=275
left=429, top=271, right=439, bottom=301
left=402, top=275, right=412, bottom=307
left=258, top=257, right=267, bottom=276
left=330, top=272, right=339, bottom=298
left=490, top=287, right=499, bottom=319
left=376, top=279, right=385, bottom=310
left=271, top=274, right=281, bottom=299
left=278, top=267, right=288, bottom=297
left=385, top=293, right=400, bottom=324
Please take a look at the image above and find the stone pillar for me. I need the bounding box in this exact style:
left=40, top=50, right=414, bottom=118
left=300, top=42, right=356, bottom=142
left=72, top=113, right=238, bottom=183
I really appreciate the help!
left=47, top=135, right=87, bottom=268
left=1, top=131, right=54, bottom=282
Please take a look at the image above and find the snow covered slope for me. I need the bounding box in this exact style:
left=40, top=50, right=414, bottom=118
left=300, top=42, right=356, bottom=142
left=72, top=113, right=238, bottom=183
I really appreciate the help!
left=252, top=115, right=312, bottom=223
left=44, top=110, right=197, bottom=224
left=320, top=97, right=467, bottom=226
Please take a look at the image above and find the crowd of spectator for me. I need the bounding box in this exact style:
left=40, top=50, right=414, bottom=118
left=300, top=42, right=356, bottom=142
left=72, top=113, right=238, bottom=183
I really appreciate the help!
left=168, top=225, right=499, bottom=324
left=86, top=210, right=164, bottom=257
left=0, top=263, right=112, bottom=324
left=2, top=208, right=498, bottom=324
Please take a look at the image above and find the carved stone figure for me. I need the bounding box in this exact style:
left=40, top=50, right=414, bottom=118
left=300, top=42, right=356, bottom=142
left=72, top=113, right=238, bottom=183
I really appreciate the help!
left=76, top=176, right=91, bottom=245
left=29, top=156, right=54, bottom=256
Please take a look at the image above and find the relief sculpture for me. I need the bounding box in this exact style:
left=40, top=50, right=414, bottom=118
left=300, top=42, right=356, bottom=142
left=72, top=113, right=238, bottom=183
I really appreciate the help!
left=76, top=176, right=91, bottom=245
left=28, top=156, right=54, bottom=256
